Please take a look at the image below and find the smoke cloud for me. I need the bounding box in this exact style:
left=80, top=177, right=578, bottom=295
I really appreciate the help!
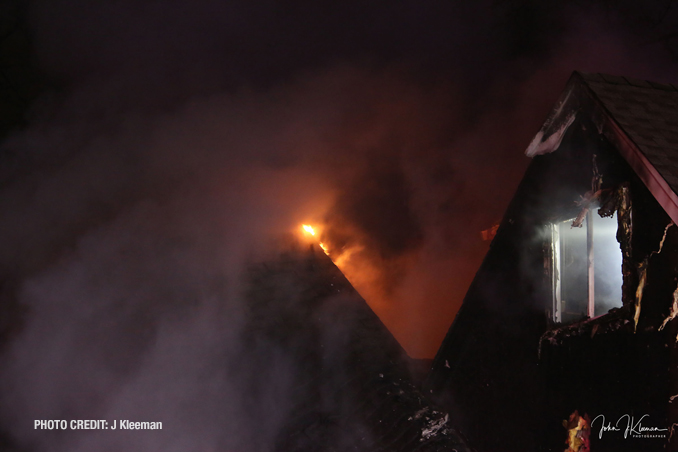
left=1, top=0, right=678, bottom=450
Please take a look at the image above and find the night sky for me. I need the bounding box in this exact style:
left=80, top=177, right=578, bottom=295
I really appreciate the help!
left=1, top=1, right=678, bottom=449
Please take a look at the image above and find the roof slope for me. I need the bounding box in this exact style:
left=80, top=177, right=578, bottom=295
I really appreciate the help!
left=526, top=70, right=678, bottom=224
left=579, top=72, right=678, bottom=193
left=244, top=247, right=471, bottom=452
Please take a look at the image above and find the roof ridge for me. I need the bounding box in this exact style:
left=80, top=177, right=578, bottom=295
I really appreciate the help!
left=575, top=70, right=678, bottom=91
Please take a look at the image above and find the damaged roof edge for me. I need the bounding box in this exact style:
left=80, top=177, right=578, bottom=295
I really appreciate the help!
left=525, top=74, right=579, bottom=157
left=598, top=111, right=678, bottom=225
left=525, top=70, right=678, bottom=225
left=525, top=111, right=576, bottom=157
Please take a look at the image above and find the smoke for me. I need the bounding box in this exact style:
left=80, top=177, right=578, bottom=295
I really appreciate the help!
left=0, top=0, right=678, bottom=450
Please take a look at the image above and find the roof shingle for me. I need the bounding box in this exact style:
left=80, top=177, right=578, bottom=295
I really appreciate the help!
left=578, top=71, right=678, bottom=196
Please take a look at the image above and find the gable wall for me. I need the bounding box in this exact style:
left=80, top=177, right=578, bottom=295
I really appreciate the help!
left=426, top=106, right=678, bottom=451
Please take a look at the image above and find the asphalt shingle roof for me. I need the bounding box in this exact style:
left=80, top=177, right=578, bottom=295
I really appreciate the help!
left=577, top=71, right=678, bottom=195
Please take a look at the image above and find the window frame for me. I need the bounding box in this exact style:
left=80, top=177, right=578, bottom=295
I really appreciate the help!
left=550, top=209, right=622, bottom=323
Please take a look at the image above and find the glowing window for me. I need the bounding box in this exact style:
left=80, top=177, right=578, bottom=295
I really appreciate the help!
left=550, top=211, right=623, bottom=323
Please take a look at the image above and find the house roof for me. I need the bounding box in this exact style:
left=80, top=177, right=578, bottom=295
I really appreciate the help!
left=526, top=71, right=678, bottom=224
left=245, top=247, right=471, bottom=452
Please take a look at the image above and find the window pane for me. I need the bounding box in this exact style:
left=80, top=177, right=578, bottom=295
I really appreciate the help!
left=559, top=220, right=588, bottom=322
left=592, top=212, right=623, bottom=316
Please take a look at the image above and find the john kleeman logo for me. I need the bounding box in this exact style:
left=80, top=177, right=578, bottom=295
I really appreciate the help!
left=591, top=413, right=667, bottom=439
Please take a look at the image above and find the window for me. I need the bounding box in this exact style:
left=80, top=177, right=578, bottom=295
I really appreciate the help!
left=550, top=210, right=623, bottom=323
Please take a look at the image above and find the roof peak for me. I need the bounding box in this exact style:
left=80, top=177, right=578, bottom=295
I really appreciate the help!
left=527, top=69, right=678, bottom=225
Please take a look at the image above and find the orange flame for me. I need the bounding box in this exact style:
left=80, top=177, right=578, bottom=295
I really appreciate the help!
left=563, top=410, right=590, bottom=452
left=301, top=224, right=329, bottom=256
left=302, top=224, right=316, bottom=236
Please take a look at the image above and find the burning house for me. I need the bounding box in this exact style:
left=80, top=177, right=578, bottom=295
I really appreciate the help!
left=426, top=71, right=678, bottom=452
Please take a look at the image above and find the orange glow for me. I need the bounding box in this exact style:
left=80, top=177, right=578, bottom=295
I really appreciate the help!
left=302, top=224, right=316, bottom=236
left=319, top=242, right=330, bottom=255
left=301, top=224, right=330, bottom=256
left=563, top=411, right=591, bottom=452
left=481, top=224, right=499, bottom=241
left=298, top=221, right=468, bottom=359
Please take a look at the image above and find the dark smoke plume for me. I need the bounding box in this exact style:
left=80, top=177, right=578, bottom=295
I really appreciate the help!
left=0, top=0, right=678, bottom=450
